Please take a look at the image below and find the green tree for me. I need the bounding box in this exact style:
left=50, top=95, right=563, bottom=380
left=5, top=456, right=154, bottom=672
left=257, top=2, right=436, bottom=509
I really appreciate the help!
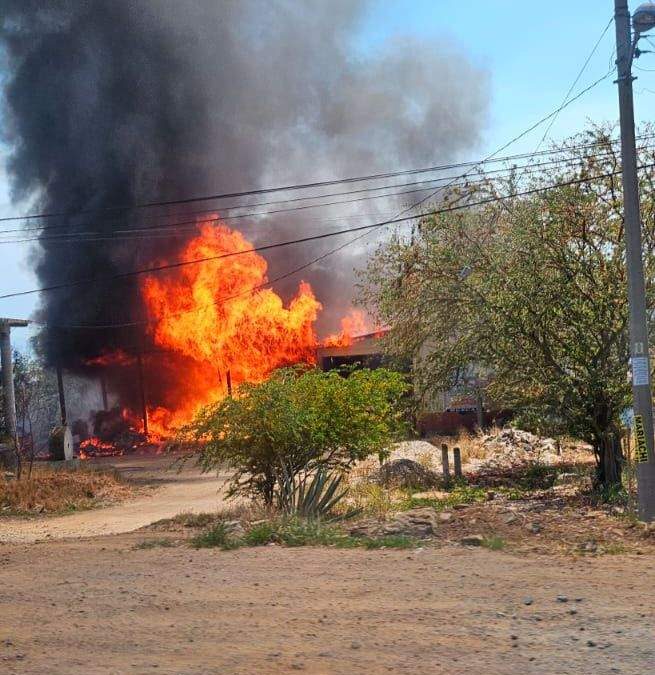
left=361, top=125, right=655, bottom=488
left=186, top=366, right=409, bottom=505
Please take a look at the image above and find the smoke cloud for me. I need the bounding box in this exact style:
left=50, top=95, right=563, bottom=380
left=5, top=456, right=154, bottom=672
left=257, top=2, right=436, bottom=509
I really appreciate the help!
left=0, top=0, right=489, bottom=368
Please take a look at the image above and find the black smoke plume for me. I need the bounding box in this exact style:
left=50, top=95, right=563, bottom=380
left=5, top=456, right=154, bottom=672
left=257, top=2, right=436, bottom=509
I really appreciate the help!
left=0, top=0, right=489, bottom=371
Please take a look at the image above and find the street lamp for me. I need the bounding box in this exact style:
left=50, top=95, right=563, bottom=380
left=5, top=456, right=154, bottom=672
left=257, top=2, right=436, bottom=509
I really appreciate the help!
left=633, top=2, right=655, bottom=34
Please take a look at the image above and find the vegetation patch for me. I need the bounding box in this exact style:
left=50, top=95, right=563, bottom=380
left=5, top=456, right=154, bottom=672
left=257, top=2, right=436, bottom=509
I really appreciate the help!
left=133, top=538, right=176, bottom=550
left=189, top=516, right=419, bottom=551
left=481, top=536, right=506, bottom=551
left=0, top=465, right=132, bottom=516
left=400, top=484, right=488, bottom=511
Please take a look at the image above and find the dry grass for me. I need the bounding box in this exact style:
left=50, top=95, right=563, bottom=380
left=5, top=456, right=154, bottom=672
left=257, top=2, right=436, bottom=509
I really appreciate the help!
left=0, top=465, right=133, bottom=516
left=428, top=426, right=500, bottom=464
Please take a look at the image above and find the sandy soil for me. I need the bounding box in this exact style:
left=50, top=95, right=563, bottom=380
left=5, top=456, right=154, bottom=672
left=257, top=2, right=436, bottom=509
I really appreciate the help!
left=0, top=456, right=229, bottom=543
left=0, top=534, right=653, bottom=674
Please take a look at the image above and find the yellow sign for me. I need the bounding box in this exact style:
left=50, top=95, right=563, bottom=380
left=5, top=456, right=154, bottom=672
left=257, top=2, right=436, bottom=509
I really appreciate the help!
left=634, top=415, right=649, bottom=463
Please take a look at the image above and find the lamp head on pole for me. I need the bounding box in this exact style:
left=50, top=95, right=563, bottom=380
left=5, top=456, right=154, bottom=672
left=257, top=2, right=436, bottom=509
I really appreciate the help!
left=633, top=3, right=655, bottom=35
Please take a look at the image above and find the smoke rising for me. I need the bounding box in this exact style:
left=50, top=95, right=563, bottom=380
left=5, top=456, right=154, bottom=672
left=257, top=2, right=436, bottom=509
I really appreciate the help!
left=0, top=0, right=489, bottom=368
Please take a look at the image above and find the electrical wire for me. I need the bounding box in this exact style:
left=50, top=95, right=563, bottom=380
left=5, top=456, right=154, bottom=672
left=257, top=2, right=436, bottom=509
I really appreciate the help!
left=0, top=144, right=645, bottom=245
left=24, top=162, right=655, bottom=327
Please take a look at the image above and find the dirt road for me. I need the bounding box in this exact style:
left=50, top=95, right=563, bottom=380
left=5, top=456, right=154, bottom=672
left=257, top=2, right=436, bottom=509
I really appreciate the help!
left=1, top=535, right=653, bottom=674
left=0, top=456, right=228, bottom=543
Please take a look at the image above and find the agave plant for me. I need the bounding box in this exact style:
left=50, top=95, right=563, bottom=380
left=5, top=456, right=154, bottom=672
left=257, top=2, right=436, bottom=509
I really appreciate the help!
left=277, top=462, right=358, bottom=521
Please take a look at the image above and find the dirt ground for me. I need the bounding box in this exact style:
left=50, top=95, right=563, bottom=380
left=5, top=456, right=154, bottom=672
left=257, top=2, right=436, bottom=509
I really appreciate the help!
left=2, top=453, right=654, bottom=674
left=0, top=456, right=229, bottom=543
left=1, top=534, right=653, bottom=675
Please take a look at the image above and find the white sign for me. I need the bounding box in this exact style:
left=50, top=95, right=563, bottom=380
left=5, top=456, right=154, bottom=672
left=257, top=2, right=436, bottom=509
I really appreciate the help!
left=632, top=356, right=650, bottom=386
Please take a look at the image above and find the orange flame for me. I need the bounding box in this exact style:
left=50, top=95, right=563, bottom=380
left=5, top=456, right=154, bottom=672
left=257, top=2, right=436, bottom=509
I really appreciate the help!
left=323, top=309, right=369, bottom=347
left=139, top=220, right=322, bottom=436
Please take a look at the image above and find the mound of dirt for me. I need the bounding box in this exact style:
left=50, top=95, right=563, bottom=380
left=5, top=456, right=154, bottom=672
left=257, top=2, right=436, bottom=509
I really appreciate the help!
left=376, top=458, right=440, bottom=489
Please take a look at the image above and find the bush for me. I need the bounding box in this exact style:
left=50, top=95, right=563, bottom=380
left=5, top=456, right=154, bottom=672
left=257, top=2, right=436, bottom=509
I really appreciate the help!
left=186, top=366, right=408, bottom=505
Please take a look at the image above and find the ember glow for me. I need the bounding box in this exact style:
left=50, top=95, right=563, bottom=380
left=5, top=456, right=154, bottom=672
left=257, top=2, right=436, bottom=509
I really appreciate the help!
left=79, top=436, right=122, bottom=460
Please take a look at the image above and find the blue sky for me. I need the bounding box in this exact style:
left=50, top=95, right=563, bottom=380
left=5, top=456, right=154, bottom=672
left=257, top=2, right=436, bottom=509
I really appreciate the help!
left=2, top=0, right=654, bottom=351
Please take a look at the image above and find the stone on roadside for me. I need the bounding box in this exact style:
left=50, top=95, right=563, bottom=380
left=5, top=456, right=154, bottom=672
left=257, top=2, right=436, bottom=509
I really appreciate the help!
left=460, top=534, right=485, bottom=546
left=383, top=507, right=439, bottom=538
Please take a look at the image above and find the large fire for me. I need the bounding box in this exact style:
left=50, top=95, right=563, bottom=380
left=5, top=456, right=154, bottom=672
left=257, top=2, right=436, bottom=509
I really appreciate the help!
left=80, top=218, right=372, bottom=453
left=140, top=221, right=322, bottom=436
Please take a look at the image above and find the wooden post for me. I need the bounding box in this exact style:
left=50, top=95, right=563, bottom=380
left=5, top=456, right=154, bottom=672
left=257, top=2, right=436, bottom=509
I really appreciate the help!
left=136, top=352, right=148, bottom=436
left=453, top=447, right=462, bottom=480
left=441, top=443, right=450, bottom=485
left=56, top=364, right=67, bottom=425
left=226, top=368, right=232, bottom=397
left=100, top=374, right=109, bottom=411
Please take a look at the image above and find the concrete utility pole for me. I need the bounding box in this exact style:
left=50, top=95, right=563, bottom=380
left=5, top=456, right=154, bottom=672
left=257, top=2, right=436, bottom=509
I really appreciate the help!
left=614, top=1, right=655, bottom=520
left=0, top=318, right=29, bottom=440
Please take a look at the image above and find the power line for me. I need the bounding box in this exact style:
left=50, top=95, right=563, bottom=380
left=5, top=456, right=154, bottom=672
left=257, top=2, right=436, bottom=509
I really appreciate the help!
left=532, top=17, right=614, bottom=156
left=26, top=163, right=655, bottom=327
left=0, top=129, right=643, bottom=242
left=1, top=144, right=644, bottom=246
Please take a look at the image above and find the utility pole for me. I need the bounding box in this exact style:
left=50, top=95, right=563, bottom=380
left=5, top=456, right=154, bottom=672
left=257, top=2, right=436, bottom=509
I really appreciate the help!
left=0, top=318, right=29, bottom=440
left=614, top=0, right=655, bottom=521
left=56, top=364, right=67, bottom=425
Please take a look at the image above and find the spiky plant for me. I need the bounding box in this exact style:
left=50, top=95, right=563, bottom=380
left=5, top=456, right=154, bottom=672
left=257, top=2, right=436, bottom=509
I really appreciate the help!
left=277, top=463, right=357, bottom=521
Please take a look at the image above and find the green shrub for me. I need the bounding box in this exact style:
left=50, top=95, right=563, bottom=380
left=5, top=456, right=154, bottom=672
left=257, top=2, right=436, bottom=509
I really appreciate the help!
left=186, top=366, right=409, bottom=505
left=133, top=538, right=175, bottom=550
left=243, top=521, right=277, bottom=546
left=191, top=522, right=240, bottom=550
left=482, top=536, right=505, bottom=551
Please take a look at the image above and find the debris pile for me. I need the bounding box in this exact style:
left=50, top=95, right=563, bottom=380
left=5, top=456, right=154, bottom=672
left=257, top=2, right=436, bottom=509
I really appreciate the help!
left=473, top=428, right=560, bottom=470
left=376, top=458, right=440, bottom=489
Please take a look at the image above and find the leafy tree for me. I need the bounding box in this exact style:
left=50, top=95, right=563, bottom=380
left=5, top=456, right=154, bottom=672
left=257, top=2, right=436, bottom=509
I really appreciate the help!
left=361, top=125, right=655, bottom=488
left=186, top=366, right=409, bottom=505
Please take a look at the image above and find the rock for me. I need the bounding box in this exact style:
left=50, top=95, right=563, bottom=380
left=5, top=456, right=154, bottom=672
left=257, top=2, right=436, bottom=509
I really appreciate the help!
left=556, top=595, right=568, bottom=603
left=582, top=541, right=598, bottom=553
left=383, top=507, right=439, bottom=538
left=348, top=519, right=383, bottom=538
left=350, top=642, right=361, bottom=650
left=453, top=503, right=468, bottom=510
left=502, top=512, right=519, bottom=525
left=376, top=459, right=440, bottom=489
left=438, top=511, right=453, bottom=523
left=460, top=534, right=484, bottom=546
left=526, top=522, right=542, bottom=534
left=523, top=597, right=534, bottom=606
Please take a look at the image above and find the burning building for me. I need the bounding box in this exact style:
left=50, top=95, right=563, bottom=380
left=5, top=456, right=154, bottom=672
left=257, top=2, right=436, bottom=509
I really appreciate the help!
left=0, top=2, right=489, bottom=451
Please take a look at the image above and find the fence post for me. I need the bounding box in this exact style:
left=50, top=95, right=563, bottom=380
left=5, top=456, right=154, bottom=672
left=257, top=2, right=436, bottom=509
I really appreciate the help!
left=453, top=447, right=462, bottom=480
left=441, top=443, right=450, bottom=486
